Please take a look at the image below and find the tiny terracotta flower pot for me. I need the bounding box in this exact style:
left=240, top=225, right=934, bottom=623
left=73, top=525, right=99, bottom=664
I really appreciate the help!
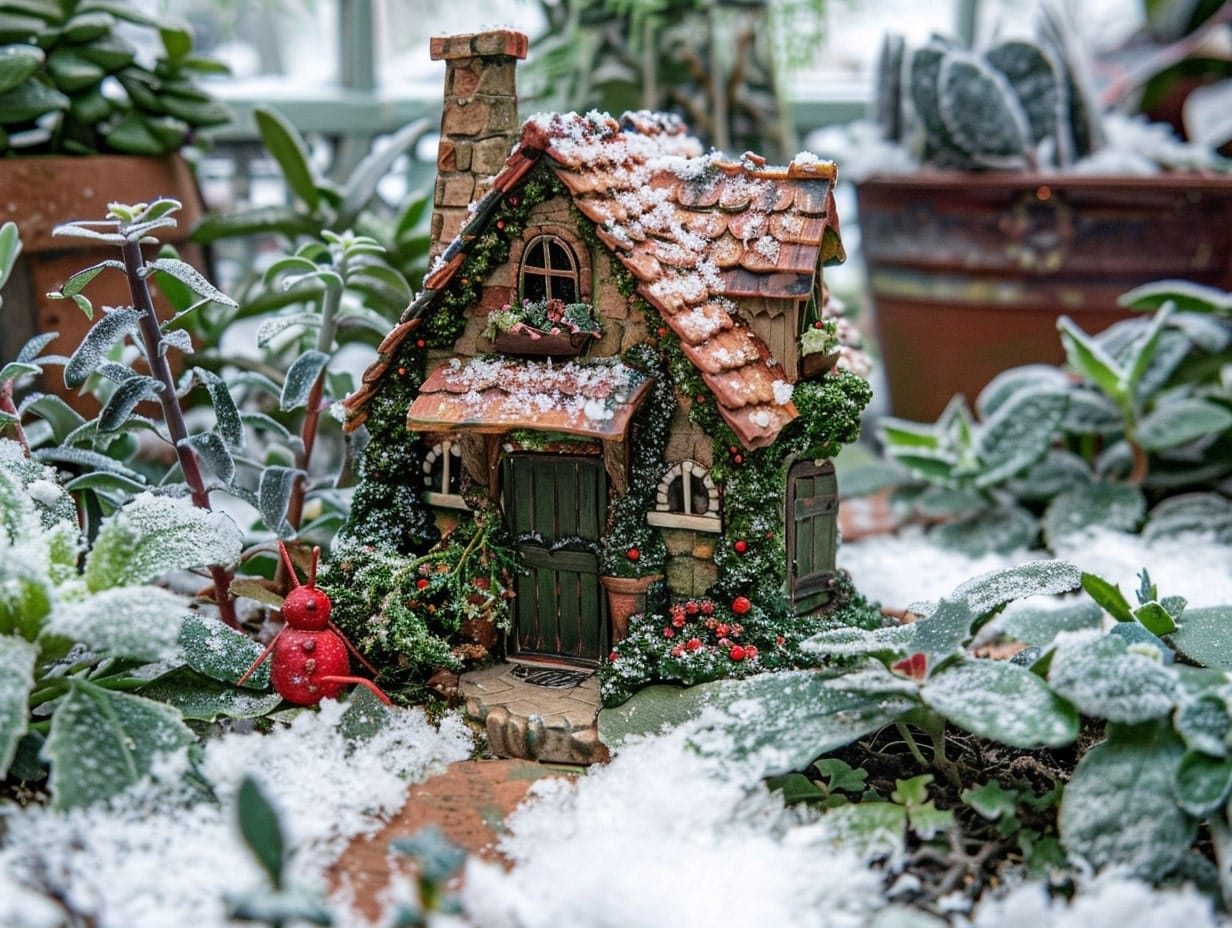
left=600, top=574, right=662, bottom=644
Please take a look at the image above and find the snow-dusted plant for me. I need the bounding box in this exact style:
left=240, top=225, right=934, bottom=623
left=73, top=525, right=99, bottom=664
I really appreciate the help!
left=0, top=439, right=267, bottom=808
left=604, top=558, right=1232, bottom=910
left=484, top=297, right=602, bottom=341
left=876, top=281, right=1232, bottom=555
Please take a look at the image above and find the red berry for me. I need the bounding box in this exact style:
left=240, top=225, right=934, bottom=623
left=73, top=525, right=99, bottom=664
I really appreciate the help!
left=734, top=539, right=748, bottom=554
left=732, top=596, right=752, bottom=615
left=685, top=601, right=700, bottom=615
left=686, top=638, right=702, bottom=652
left=671, top=615, right=686, bottom=628
left=627, top=548, right=640, bottom=561
left=671, top=645, right=684, bottom=657
left=663, top=627, right=675, bottom=639
left=814, top=320, right=824, bottom=329
left=733, top=454, right=743, bottom=465
left=701, top=601, right=715, bottom=615
left=417, top=578, right=430, bottom=589
left=609, top=651, right=619, bottom=661
left=745, top=645, right=758, bottom=659
left=729, top=645, right=746, bottom=661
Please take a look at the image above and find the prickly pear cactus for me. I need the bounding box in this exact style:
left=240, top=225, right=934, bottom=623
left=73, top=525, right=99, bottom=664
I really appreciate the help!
left=884, top=19, right=1103, bottom=171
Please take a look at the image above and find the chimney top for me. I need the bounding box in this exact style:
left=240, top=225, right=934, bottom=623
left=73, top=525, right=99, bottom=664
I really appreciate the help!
left=430, top=30, right=529, bottom=62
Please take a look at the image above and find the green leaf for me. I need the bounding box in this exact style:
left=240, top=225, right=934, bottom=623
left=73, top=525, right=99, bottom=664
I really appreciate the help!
left=803, top=623, right=914, bottom=662
left=1135, top=398, right=1232, bottom=451
left=145, top=257, right=236, bottom=308
left=1175, top=750, right=1232, bottom=817
left=766, top=771, right=827, bottom=804
left=1174, top=694, right=1229, bottom=757
left=190, top=205, right=321, bottom=245
left=98, top=374, right=162, bottom=432
left=139, top=667, right=281, bottom=721
left=1081, top=572, right=1135, bottom=622
left=0, top=78, right=69, bottom=121
left=0, top=220, right=22, bottom=293
left=191, top=368, right=243, bottom=450
left=974, top=389, right=1068, bottom=487
left=922, top=658, right=1079, bottom=747
left=43, top=585, right=187, bottom=662
left=179, top=613, right=269, bottom=688
left=817, top=801, right=908, bottom=860
left=1119, top=279, right=1232, bottom=315
left=1120, top=303, right=1172, bottom=399
left=930, top=505, right=1037, bottom=557
left=1047, top=632, right=1177, bottom=723
left=1144, top=493, right=1232, bottom=544
left=911, top=597, right=977, bottom=665
left=962, top=780, right=1019, bottom=820
left=1059, top=721, right=1195, bottom=879
left=34, top=446, right=145, bottom=486
left=995, top=600, right=1103, bottom=647
left=1042, top=482, right=1145, bottom=547
left=1058, top=315, right=1124, bottom=402
left=0, top=635, right=36, bottom=778
left=63, top=307, right=141, bottom=388
left=338, top=117, right=431, bottom=227
left=258, top=466, right=300, bottom=537
left=254, top=106, right=321, bottom=213
left=236, top=775, right=286, bottom=889
left=84, top=493, right=242, bottom=591
left=1134, top=601, right=1178, bottom=636
left=184, top=429, right=235, bottom=485
left=44, top=679, right=195, bottom=809
left=949, top=560, right=1082, bottom=620
left=280, top=349, right=329, bottom=411
left=1169, top=606, right=1232, bottom=670
left=0, top=45, right=42, bottom=95
left=815, top=757, right=870, bottom=793
left=599, top=665, right=920, bottom=775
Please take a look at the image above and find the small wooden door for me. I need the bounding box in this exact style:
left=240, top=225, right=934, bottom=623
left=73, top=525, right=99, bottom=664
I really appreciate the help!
left=787, top=459, right=838, bottom=613
left=502, top=454, right=608, bottom=664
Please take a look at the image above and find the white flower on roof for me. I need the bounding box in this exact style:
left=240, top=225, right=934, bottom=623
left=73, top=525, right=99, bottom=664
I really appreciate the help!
left=772, top=380, right=794, bottom=405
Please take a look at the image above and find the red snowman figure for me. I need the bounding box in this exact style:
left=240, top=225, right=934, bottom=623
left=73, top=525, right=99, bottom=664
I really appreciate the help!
left=237, top=542, right=391, bottom=706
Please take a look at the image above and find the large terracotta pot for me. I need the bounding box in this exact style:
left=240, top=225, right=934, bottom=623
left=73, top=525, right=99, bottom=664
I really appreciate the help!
left=856, top=173, right=1232, bottom=422
left=0, top=154, right=208, bottom=413
left=599, top=573, right=662, bottom=644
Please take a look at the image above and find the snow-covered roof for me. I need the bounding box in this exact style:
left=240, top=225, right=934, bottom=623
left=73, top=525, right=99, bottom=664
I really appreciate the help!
left=344, top=110, right=844, bottom=448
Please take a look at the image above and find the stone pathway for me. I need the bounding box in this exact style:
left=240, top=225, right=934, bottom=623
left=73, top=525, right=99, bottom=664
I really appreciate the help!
left=460, top=662, right=609, bottom=765
left=328, top=758, right=578, bottom=921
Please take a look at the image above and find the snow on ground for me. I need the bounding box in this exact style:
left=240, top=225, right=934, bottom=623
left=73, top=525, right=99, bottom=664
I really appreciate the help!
left=0, top=701, right=472, bottom=928
left=838, top=525, right=1232, bottom=611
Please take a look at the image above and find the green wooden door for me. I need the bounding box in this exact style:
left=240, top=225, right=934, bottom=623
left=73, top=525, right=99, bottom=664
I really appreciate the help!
left=502, top=454, right=608, bottom=663
left=787, top=459, right=838, bottom=613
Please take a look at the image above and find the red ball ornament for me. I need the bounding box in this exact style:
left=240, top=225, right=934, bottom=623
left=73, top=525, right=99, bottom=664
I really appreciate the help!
left=416, top=578, right=430, bottom=590
left=732, top=595, right=752, bottom=615
left=729, top=645, right=746, bottom=661
left=734, top=539, right=748, bottom=554
left=627, top=547, right=640, bottom=562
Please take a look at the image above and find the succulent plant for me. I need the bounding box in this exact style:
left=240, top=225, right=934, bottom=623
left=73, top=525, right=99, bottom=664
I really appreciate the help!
left=874, top=15, right=1104, bottom=171
left=0, top=0, right=230, bottom=156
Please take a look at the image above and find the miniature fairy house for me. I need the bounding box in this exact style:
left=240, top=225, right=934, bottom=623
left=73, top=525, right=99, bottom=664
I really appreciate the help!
left=340, top=30, right=871, bottom=675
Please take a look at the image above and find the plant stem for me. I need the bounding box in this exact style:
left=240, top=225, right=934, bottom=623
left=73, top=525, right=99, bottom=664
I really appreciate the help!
left=121, top=238, right=238, bottom=628
left=895, top=721, right=930, bottom=769
left=0, top=379, right=30, bottom=454
left=285, top=280, right=342, bottom=535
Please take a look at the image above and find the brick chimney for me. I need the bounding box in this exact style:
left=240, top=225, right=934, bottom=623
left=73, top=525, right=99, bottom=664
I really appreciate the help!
left=428, top=30, right=529, bottom=259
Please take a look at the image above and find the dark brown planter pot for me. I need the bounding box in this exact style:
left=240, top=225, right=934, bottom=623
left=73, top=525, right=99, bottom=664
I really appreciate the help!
left=856, top=173, right=1232, bottom=422
left=599, top=573, right=662, bottom=644
left=800, top=348, right=840, bottom=379
left=0, top=154, right=208, bottom=413
left=493, top=328, right=594, bottom=358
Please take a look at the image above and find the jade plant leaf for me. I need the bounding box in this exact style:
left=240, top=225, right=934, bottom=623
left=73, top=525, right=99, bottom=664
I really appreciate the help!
left=1059, top=721, right=1195, bottom=880
left=43, top=678, right=195, bottom=809
left=1047, top=632, right=1178, bottom=723
left=921, top=657, right=1079, bottom=748
left=0, top=635, right=36, bottom=778
left=84, top=493, right=242, bottom=591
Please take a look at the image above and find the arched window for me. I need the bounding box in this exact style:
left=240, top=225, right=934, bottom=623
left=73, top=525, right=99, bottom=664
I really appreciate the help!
left=647, top=460, right=720, bottom=532
left=520, top=235, right=579, bottom=303
left=422, top=439, right=467, bottom=509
